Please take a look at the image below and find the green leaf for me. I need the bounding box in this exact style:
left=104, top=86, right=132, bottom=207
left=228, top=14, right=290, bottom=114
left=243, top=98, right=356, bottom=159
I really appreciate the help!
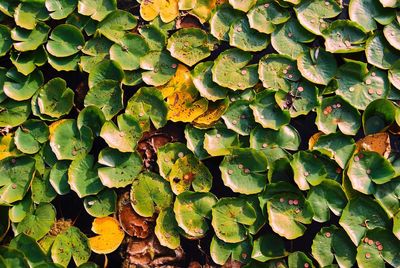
left=140, top=50, right=177, bottom=86
left=11, top=23, right=50, bottom=52
left=174, top=191, right=217, bottom=238
left=347, top=151, right=395, bottom=195
left=167, top=28, right=215, bottom=66
left=9, top=233, right=48, bottom=267
left=247, top=2, right=290, bottom=34
left=130, top=171, right=173, bottom=217
left=229, top=16, right=270, bottom=52
left=258, top=54, right=300, bottom=92
left=109, top=33, right=148, bottom=71
left=68, top=154, right=103, bottom=198
left=77, top=0, right=117, bottom=21
left=97, top=148, right=142, bottom=188
left=250, top=91, right=290, bottom=130
left=49, top=160, right=70, bottom=195
left=349, top=0, right=395, bottom=32
left=3, top=68, right=43, bottom=101
left=250, top=124, right=300, bottom=151
left=313, top=132, right=356, bottom=168
left=10, top=47, right=47, bottom=76
left=100, top=114, right=142, bottom=153
left=210, top=236, right=252, bottom=265
left=220, top=148, right=268, bottom=194
left=51, top=226, right=91, bottom=267
left=97, top=10, right=137, bottom=43
left=155, top=208, right=180, bottom=249
left=84, top=80, right=123, bottom=120
left=45, top=0, right=78, bottom=20
left=203, top=127, right=240, bottom=156
left=311, top=225, right=356, bottom=268
left=49, top=119, right=93, bottom=160
left=156, top=142, right=192, bottom=179
left=383, top=20, right=400, bottom=50
left=229, top=0, right=256, bottom=12
left=77, top=106, right=106, bottom=137
left=88, top=59, right=124, bottom=88
left=0, top=246, right=29, bottom=267
left=295, top=0, right=342, bottom=35
left=322, top=20, right=368, bottom=53
left=0, top=156, right=35, bottom=204
left=222, top=100, right=256, bottom=135
left=211, top=197, right=257, bottom=243
left=31, top=170, right=57, bottom=204
left=261, top=182, right=314, bottom=240
left=316, top=95, right=361, bottom=135
left=83, top=188, right=116, bottom=217
left=363, top=99, right=396, bottom=135
left=271, top=17, right=315, bottom=59
left=9, top=194, right=33, bottom=223
left=365, top=32, right=400, bottom=70
left=356, top=228, right=400, bottom=268
left=14, top=120, right=48, bottom=154
left=251, top=233, right=287, bottom=262
left=0, top=25, right=12, bottom=56
left=209, top=4, right=242, bottom=41
left=339, top=196, right=390, bottom=245
left=168, top=154, right=212, bottom=195
left=14, top=2, right=49, bottom=30
left=297, top=48, right=337, bottom=85
left=374, top=180, right=400, bottom=218
left=336, top=61, right=390, bottom=110
left=16, top=203, right=56, bottom=240
left=36, top=78, right=75, bottom=119
left=0, top=99, right=31, bottom=128
left=288, top=251, right=314, bottom=268
left=389, top=60, right=400, bottom=90
left=307, top=180, right=347, bottom=222
left=184, top=125, right=209, bottom=159
left=46, top=24, right=84, bottom=57
left=211, top=48, right=258, bottom=90
left=126, top=87, right=167, bottom=129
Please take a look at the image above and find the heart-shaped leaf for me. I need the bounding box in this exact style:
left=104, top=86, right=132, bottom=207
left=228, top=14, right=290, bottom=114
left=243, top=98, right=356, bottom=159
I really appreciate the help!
left=383, top=20, right=400, bottom=50
left=45, top=0, right=78, bottom=20
left=130, top=171, right=173, bottom=217
left=157, top=142, right=192, bottom=179
left=46, top=24, right=84, bottom=57
left=210, top=236, right=252, bottom=265
left=365, top=33, right=400, bottom=70
left=68, top=154, right=103, bottom=198
left=209, top=4, right=242, bottom=41
left=77, top=106, right=106, bottom=136
left=0, top=99, right=31, bottom=127
left=203, top=127, right=240, bottom=156
left=83, top=188, right=117, bottom=217
left=97, top=10, right=137, bottom=43
left=88, top=59, right=124, bottom=88
left=220, top=148, right=268, bottom=194
left=16, top=203, right=56, bottom=240
left=140, top=50, right=177, bottom=86
left=174, top=191, right=217, bottom=238
left=363, top=99, right=396, bottom=135
left=222, top=100, right=256, bottom=135
left=168, top=154, right=212, bottom=195
left=49, top=160, right=70, bottom=195
left=77, top=0, right=116, bottom=21
left=88, top=217, right=124, bottom=254
left=251, top=232, right=287, bottom=262
left=140, top=0, right=178, bottom=23
left=51, top=226, right=91, bottom=266
left=100, top=114, right=142, bottom=153
left=211, top=197, right=257, bottom=243
left=339, top=196, right=390, bottom=245
left=97, top=148, right=142, bottom=188
left=155, top=207, right=180, bottom=249
left=0, top=156, right=35, bottom=204
left=248, top=2, right=290, bottom=35
left=49, top=119, right=93, bottom=160
left=316, top=95, right=361, bottom=135
left=9, top=233, right=48, bottom=267
left=14, top=120, right=49, bottom=154
left=211, top=48, right=258, bottom=90
left=0, top=25, right=12, bottom=56
left=11, top=22, right=50, bottom=52
left=31, top=170, right=57, bottom=204
left=349, top=0, right=395, bottom=32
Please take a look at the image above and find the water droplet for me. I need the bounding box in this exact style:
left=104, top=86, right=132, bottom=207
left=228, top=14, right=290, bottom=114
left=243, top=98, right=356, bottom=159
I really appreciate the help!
left=349, top=87, right=354, bottom=92
left=365, top=253, right=371, bottom=259
left=288, top=32, right=293, bottom=38
left=377, top=244, right=383, bottom=251
left=238, top=164, right=244, bottom=169
left=366, top=169, right=371, bottom=175
left=244, top=168, right=250, bottom=174
left=298, top=86, right=304, bottom=92
left=216, top=134, right=221, bottom=138
left=88, top=200, right=95, bottom=206
left=371, top=72, right=376, bottom=77
left=336, top=103, right=341, bottom=108
left=11, top=184, right=16, bottom=189
left=228, top=169, right=234, bottom=175
left=178, top=152, right=184, bottom=158
left=325, top=1, right=330, bottom=5
left=264, top=3, right=269, bottom=7
left=232, top=120, right=238, bottom=125
left=304, top=263, right=310, bottom=268
left=365, top=79, right=372, bottom=85
left=376, top=89, right=383, bottom=96
left=368, top=88, right=374, bottom=95
left=368, top=239, right=374, bottom=246
left=282, top=69, right=288, bottom=74
left=288, top=74, right=293, bottom=79
left=304, top=171, right=309, bottom=177
left=293, top=199, right=299, bottom=205
left=164, top=157, right=170, bottom=162
left=241, top=69, right=247, bottom=75
left=288, top=200, right=294, bottom=205
left=280, top=197, right=285, bottom=203
left=171, top=63, right=177, bottom=69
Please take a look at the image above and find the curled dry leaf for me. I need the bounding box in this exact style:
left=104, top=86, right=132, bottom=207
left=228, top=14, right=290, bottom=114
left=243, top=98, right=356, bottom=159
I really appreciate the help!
left=356, top=133, right=391, bottom=158
left=117, top=191, right=154, bottom=239
left=89, top=216, right=125, bottom=254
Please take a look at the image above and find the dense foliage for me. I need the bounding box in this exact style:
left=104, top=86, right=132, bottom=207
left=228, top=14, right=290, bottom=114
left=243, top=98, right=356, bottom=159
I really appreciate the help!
left=0, top=0, right=399, bottom=267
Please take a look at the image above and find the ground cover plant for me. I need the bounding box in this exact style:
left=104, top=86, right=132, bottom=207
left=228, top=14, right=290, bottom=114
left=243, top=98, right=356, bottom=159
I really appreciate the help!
left=0, top=0, right=399, bottom=267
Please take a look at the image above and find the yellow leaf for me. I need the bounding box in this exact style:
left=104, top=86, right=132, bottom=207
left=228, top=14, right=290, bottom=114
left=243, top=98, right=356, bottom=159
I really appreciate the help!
left=140, top=0, right=178, bottom=23
left=356, top=132, right=391, bottom=158
left=158, top=64, right=195, bottom=98
left=308, top=132, right=323, bottom=150
left=167, top=91, right=208, bottom=122
left=194, top=99, right=228, bottom=127
left=89, top=217, right=125, bottom=254
left=0, top=134, right=21, bottom=160
left=160, top=0, right=179, bottom=23
left=140, top=0, right=161, bottom=21
left=190, top=0, right=216, bottom=23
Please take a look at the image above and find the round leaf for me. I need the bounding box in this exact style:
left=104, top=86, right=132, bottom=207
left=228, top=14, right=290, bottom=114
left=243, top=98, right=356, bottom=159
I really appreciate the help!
left=46, top=24, right=84, bottom=57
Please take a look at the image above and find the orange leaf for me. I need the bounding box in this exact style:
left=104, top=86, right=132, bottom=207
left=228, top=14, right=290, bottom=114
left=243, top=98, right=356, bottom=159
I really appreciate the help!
left=194, top=99, right=228, bottom=127
left=89, top=217, right=125, bottom=254
left=308, top=132, right=323, bottom=150
left=356, top=132, right=391, bottom=158
left=158, top=64, right=195, bottom=98
left=167, top=91, right=208, bottom=122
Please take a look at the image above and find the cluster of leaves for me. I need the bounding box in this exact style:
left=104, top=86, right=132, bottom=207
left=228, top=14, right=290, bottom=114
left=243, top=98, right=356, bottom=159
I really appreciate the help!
left=0, top=0, right=400, bottom=267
